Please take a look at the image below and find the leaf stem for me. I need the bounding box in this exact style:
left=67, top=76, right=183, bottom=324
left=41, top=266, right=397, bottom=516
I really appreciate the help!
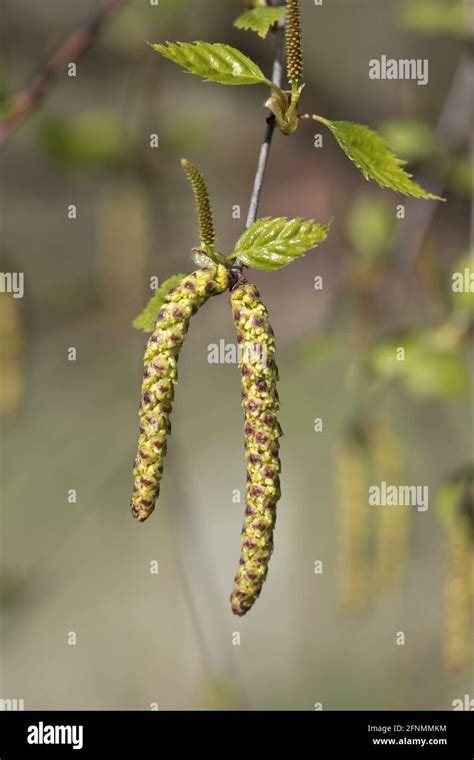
left=298, top=113, right=320, bottom=122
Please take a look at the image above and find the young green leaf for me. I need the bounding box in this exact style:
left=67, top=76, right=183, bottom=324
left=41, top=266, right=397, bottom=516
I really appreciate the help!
left=151, top=41, right=271, bottom=86
left=230, top=216, right=331, bottom=271
left=312, top=115, right=444, bottom=200
left=234, top=6, right=286, bottom=39
left=133, top=273, right=186, bottom=333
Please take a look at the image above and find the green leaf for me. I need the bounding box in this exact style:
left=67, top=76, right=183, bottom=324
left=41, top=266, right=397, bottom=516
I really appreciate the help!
left=313, top=115, right=444, bottom=200
left=133, top=273, right=186, bottom=333
left=150, top=41, right=271, bottom=86
left=231, top=217, right=331, bottom=271
left=234, top=7, right=286, bottom=39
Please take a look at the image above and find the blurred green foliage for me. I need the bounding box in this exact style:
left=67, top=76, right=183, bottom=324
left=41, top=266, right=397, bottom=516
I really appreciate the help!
left=447, top=158, right=474, bottom=197
left=369, top=328, right=469, bottom=399
left=37, top=110, right=131, bottom=169
left=347, top=195, right=394, bottom=262
left=104, top=0, right=194, bottom=54
left=436, top=467, right=474, bottom=522
left=379, top=118, right=436, bottom=163
left=234, top=6, right=287, bottom=39
left=400, top=0, right=468, bottom=37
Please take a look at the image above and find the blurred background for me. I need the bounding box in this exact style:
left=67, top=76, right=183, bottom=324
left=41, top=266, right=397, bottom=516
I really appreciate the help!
left=0, top=0, right=472, bottom=710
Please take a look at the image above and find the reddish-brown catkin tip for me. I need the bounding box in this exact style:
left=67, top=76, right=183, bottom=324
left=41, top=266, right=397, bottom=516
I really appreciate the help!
left=130, top=264, right=230, bottom=523
left=229, top=280, right=282, bottom=616
left=286, top=0, right=303, bottom=85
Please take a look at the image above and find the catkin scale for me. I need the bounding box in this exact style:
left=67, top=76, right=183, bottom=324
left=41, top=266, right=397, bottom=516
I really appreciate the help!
left=131, top=263, right=230, bottom=522
left=230, top=280, right=281, bottom=616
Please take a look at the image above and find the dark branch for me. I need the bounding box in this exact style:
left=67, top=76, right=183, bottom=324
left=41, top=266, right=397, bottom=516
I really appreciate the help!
left=0, top=0, right=128, bottom=148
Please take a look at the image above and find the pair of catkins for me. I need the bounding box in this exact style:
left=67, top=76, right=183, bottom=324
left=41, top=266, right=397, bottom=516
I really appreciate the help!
left=130, top=0, right=442, bottom=616
left=130, top=161, right=282, bottom=616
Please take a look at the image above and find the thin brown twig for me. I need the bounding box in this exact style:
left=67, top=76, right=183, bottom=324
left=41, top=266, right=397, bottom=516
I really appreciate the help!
left=231, top=1, right=287, bottom=276
left=244, top=18, right=286, bottom=229
left=0, top=0, right=128, bottom=148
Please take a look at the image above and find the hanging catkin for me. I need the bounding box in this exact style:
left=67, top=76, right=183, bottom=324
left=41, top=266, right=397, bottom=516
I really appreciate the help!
left=131, top=263, right=231, bottom=522
left=336, top=432, right=370, bottom=614
left=0, top=292, right=24, bottom=417
left=443, top=508, right=473, bottom=673
left=370, top=419, right=410, bottom=596
left=229, top=279, right=282, bottom=616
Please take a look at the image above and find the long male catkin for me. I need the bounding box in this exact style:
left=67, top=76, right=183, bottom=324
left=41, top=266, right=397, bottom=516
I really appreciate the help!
left=131, top=263, right=230, bottom=522
left=370, top=419, right=409, bottom=596
left=336, top=434, right=370, bottom=614
left=230, top=280, right=282, bottom=616
left=443, top=510, right=472, bottom=673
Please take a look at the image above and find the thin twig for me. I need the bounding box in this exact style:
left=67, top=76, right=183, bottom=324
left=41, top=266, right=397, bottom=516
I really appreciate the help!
left=245, top=21, right=286, bottom=229
left=0, top=0, right=128, bottom=148
left=231, top=5, right=287, bottom=276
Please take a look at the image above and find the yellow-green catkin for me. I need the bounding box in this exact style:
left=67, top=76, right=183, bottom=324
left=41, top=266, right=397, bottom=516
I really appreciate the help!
left=336, top=434, right=370, bottom=614
left=181, top=158, right=215, bottom=249
left=370, top=419, right=410, bottom=596
left=131, top=264, right=230, bottom=522
left=443, top=510, right=473, bottom=673
left=286, top=0, right=303, bottom=85
left=0, top=292, right=24, bottom=417
left=230, top=280, right=281, bottom=616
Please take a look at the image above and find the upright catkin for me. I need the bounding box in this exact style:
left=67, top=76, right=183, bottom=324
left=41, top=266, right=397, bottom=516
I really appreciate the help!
left=230, top=280, right=281, bottom=616
left=286, top=0, right=303, bottom=85
left=131, top=263, right=230, bottom=522
left=180, top=159, right=215, bottom=249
